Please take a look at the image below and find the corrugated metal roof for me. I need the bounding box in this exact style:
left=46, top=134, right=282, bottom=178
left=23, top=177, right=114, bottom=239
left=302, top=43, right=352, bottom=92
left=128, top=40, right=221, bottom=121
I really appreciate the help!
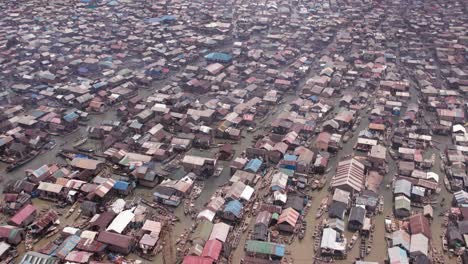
left=245, top=240, right=285, bottom=257
left=223, top=200, right=243, bottom=218
left=278, top=207, right=299, bottom=227
left=201, top=239, right=222, bottom=260
left=37, top=182, right=63, bottom=194
left=106, top=209, right=134, bottom=234
left=208, top=222, right=230, bottom=243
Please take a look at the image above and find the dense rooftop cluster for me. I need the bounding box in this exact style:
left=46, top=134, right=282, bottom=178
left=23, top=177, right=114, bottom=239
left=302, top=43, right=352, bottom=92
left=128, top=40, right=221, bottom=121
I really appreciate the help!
left=0, top=0, right=467, bottom=263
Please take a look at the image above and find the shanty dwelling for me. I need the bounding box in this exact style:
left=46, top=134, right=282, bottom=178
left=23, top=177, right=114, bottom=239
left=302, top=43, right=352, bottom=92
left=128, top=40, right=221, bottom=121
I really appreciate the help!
left=394, top=196, right=411, bottom=218
left=271, top=171, right=288, bottom=191
left=171, top=137, right=193, bottom=152
left=230, top=157, right=248, bottom=175
left=244, top=158, right=263, bottom=174
left=30, top=210, right=59, bottom=235
left=348, top=206, right=366, bottom=231
left=0, top=225, right=25, bottom=245
left=113, top=180, right=135, bottom=196
left=314, top=132, right=331, bottom=151
left=20, top=251, right=58, bottom=264
left=328, top=201, right=347, bottom=220
left=394, top=179, right=412, bottom=198
left=278, top=154, right=298, bottom=171
left=387, top=246, right=410, bottom=264
left=320, top=227, right=347, bottom=257
left=106, top=209, right=135, bottom=234
left=222, top=200, right=243, bottom=222
left=197, top=209, right=216, bottom=223
left=70, top=157, right=105, bottom=176
left=153, top=175, right=193, bottom=206
left=132, top=165, right=162, bottom=188
left=285, top=194, right=305, bottom=213
left=355, top=191, right=379, bottom=213
left=330, top=158, right=366, bottom=195
left=1, top=192, right=28, bottom=214
left=89, top=211, right=116, bottom=232
left=277, top=207, right=300, bottom=233
left=230, top=170, right=256, bottom=186
left=55, top=235, right=81, bottom=259
left=409, top=233, right=429, bottom=258
left=253, top=223, right=269, bottom=241
left=182, top=255, right=214, bottom=264
left=245, top=240, right=286, bottom=260
left=269, top=142, right=288, bottom=163
left=209, top=222, right=231, bottom=244
left=411, top=186, right=425, bottom=203
left=273, top=191, right=287, bottom=207
left=97, top=231, right=135, bottom=255
left=0, top=241, right=11, bottom=260
left=217, top=144, right=234, bottom=160
left=314, top=154, right=329, bottom=174
left=294, top=147, right=315, bottom=175
left=5, top=180, right=36, bottom=195
left=80, top=201, right=97, bottom=217
left=8, top=204, right=37, bottom=227
left=322, top=120, right=340, bottom=133
left=190, top=221, right=213, bottom=247
left=139, top=220, right=161, bottom=254
left=446, top=226, right=464, bottom=249
left=64, top=250, right=93, bottom=263
left=327, top=218, right=345, bottom=234
left=392, top=230, right=411, bottom=252
left=201, top=239, right=223, bottom=262
left=26, top=164, right=56, bottom=183
left=409, top=214, right=432, bottom=240
left=369, top=144, right=387, bottom=167
left=225, top=181, right=247, bottom=201
left=206, top=196, right=225, bottom=213
left=182, top=155, right=217, bottom=177
left=398, top=161, right=415, bottom=176
left=88, top=178, right=116, bottom=202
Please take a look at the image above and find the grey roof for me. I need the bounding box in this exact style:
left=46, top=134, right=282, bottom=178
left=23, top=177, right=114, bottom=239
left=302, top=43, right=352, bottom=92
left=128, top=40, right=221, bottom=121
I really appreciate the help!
left=349, top=206, right=366, bottom=224
left=410, top=234, right=429, bottom=256
left=20, top=251, right=57, bottom=264
left=394, top=179, right=412, bottom=197
left=392, top=230, right=410, bottom=251
left=328, top=201, right=347, bottom=220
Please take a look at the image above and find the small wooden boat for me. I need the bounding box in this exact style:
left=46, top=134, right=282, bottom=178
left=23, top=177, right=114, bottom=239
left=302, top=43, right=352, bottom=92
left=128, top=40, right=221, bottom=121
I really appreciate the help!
left=73, top=137, right=88, bottom=148
left=6, top=151, right=39, bottom=172
left=348, top=232, right=359, bottom=250
left=65, top=202, right=79, bottom=218
left=214, top=166, right=223, bottom=177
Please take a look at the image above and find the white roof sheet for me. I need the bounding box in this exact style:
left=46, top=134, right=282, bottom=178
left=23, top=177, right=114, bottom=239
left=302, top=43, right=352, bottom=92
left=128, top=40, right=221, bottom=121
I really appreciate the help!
left=106, top=209, right=135, bottom=234
left=209, top=222, right=231, bottom=242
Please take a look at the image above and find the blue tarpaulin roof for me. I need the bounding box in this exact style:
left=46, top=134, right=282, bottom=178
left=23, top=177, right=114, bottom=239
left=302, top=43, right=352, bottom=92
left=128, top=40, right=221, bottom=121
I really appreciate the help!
left=113, top=181, right=130, bottom=191
left=56, top=235, right=80, bottom=259
left=224, top=200, right=242, bottom=217
left=284, top=154, right=297, bottom=161
left=204, top=52, right=232, bottom=62
left=107, top=0, right=119, bottom=6
left=145, top=15, right=176, bottom=24
left=244, top=158, right=262, bottom=173
left=63, top=112, right=79, bottom=122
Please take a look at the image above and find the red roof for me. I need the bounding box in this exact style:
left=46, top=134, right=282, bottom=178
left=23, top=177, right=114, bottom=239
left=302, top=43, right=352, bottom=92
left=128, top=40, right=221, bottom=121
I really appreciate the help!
left=409, top=214, right=432, bottom=239
left=9, top=204, right=36, bottom=226
left=201, top=239, right=222, bottom=260
left=182, top=256, right=214, bottom=264
left=4, top=193, right=18, bottom=202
